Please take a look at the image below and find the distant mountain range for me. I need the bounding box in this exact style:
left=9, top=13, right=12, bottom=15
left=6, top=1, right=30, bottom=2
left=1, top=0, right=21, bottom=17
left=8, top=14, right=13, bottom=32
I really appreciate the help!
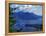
left=10, top=12, right=42, bottom=20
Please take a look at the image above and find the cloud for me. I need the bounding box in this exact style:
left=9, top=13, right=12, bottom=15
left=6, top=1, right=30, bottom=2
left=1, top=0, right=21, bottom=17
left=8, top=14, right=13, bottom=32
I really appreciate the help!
left=10, top=4, right=20, bottom=8
left=10, top=4, right=42, bottom=16
left=32, top=6, right=42, bottom=16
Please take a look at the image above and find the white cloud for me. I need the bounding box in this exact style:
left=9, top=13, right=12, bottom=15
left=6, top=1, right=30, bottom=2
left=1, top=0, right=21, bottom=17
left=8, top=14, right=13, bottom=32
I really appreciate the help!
left=32, top=6, right=42, bottom=16
left=10, top=4, right=19, bottom=8
left=10, top=4, right=42, bottom=16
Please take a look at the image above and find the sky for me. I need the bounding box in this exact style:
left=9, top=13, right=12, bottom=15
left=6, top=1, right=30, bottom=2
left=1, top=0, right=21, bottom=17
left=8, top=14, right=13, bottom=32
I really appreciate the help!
left=10, top=4, right=42, bottom=16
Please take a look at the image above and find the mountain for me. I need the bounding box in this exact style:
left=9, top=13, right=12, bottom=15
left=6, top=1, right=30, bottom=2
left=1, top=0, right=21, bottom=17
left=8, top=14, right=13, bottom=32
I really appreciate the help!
left=11, top=12, right=42, bottom=20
